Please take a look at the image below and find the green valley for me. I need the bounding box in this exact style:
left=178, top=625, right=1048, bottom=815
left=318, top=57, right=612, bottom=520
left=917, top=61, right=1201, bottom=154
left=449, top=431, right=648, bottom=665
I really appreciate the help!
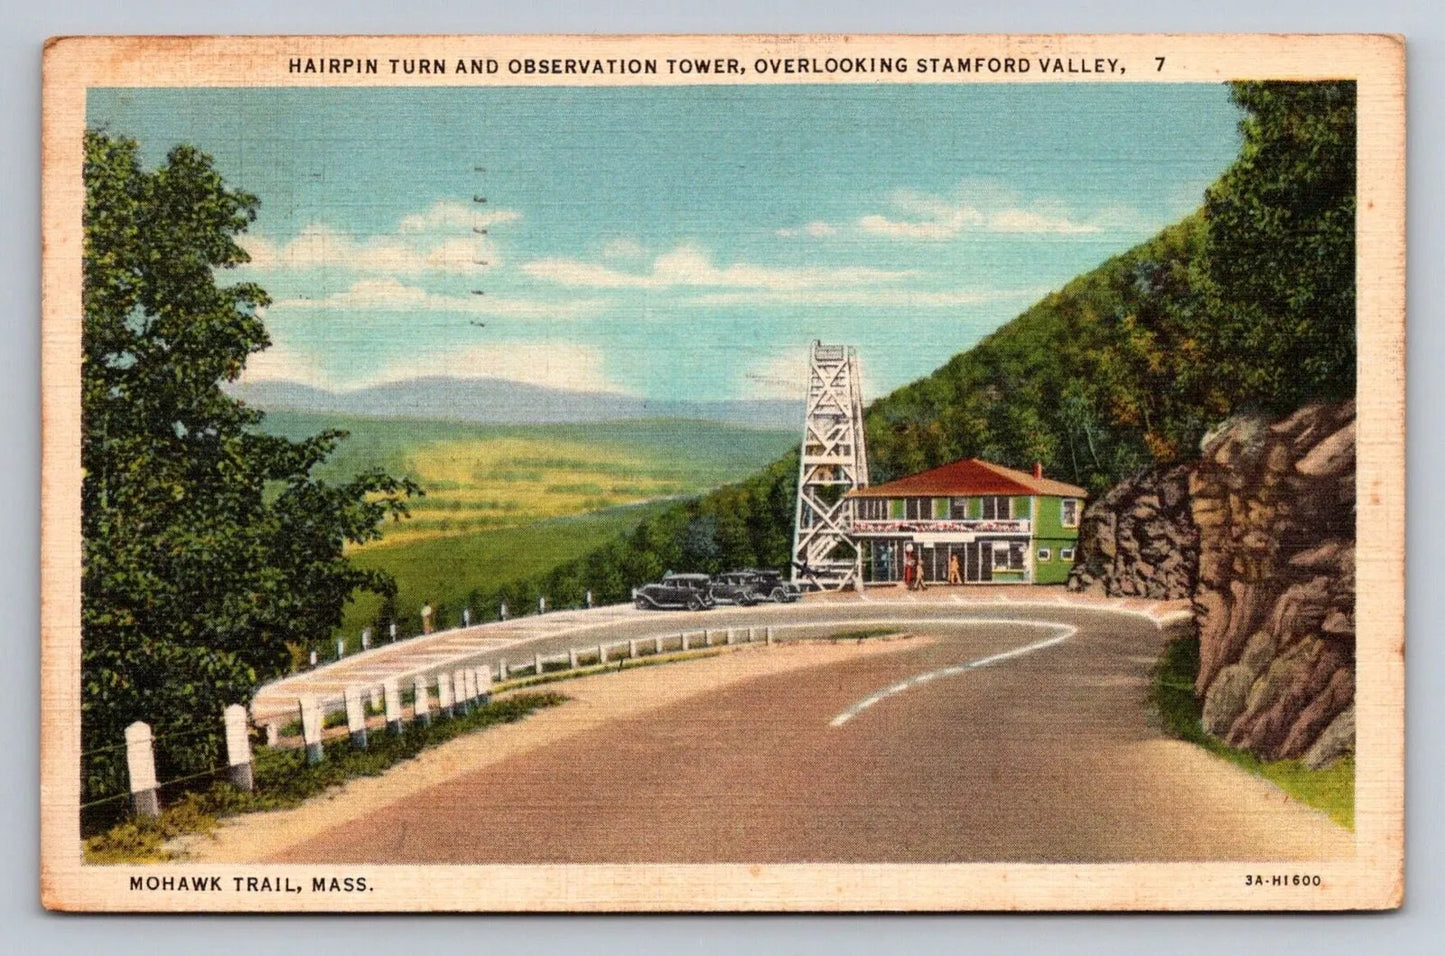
left=253, top=412, right=795, bottom=651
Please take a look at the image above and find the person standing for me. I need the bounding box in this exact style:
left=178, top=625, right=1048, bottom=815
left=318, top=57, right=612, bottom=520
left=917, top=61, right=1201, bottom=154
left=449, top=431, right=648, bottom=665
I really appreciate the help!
left=420, top=601, right=435, bottom=635
left=948, top=551, right=963, bottom=585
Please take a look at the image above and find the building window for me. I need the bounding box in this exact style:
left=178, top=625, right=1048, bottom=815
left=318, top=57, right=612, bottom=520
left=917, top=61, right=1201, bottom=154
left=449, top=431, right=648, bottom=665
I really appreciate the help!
left=906, top=497, right=932, bottom=520
left=1060, top=547, right=1075, bottom=562
left=992, top=541, right=1026, bottom=571
left=981, top=496, right=1011, bottom=520
left=1037, top=548, right=1051, bottom=562
left=1061, top=498, right=1081, bottom=528
left=856, top=498, right=887, bottom=521
left=949, top=497, right=970, bottom=519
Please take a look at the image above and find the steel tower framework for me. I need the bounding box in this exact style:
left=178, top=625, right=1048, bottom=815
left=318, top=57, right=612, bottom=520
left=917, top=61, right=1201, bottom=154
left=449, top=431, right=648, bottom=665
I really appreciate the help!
left=791, top=341, right=869, bottom=591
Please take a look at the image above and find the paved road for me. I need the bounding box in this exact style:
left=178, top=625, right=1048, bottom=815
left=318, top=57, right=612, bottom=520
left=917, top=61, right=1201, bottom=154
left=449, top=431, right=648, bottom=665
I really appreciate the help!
left=268, top=602, right=1351, bottom=864
left=250, top=588, right=1188, bottom=726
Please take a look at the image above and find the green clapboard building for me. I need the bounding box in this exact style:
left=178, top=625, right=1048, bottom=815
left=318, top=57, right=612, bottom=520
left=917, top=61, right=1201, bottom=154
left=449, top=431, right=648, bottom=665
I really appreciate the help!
left=845, top=458, right=1087, bottom=586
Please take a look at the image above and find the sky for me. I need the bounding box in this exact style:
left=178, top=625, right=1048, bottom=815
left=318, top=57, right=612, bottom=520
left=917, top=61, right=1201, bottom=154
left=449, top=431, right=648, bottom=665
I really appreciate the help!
left=88, top=84, right=1244, bottom=404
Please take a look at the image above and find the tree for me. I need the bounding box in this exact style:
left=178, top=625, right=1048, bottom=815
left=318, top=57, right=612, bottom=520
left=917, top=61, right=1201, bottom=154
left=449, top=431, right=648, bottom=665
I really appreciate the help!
left=81, top=131, right=418, bottom=796
left=1203, top=81, right=1357, bottom=410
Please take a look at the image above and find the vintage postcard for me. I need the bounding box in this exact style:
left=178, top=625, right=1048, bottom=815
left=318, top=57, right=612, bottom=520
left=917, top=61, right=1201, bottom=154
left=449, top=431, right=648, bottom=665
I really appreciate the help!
left=40, top=34, right=1404, bottom=911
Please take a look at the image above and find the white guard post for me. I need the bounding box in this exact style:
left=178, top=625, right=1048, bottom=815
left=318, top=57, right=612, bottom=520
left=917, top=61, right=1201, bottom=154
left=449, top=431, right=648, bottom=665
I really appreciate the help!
left=344, top=685, right=368, bottom=749
left=223, top=704, right=254, bottom=791
left=124, top=721, right=160, bottom=817
left=436, top=671, right=454, bottom=718
left=414, top=676, right=432, bottom=727
left=383, top=678, right=404, bottom=734
left=299, top=698, right=324, bottom=765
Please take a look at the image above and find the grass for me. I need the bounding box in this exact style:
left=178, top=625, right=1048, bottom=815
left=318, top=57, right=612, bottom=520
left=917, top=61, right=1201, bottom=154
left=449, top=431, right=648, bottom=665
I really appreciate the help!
left=262, top=412, right=794, bottom=550
left=1150, top=635, right=1355, bottom=829
left=335, top=502, right=671, bottom=647
left=83, top=692, right=566, bottom=863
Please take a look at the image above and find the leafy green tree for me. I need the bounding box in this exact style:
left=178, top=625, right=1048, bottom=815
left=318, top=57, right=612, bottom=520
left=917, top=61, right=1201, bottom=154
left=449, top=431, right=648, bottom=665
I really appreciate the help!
left=81, top=131, right=418, bottom=797
left=1203, top=81, right=1357, bottom=409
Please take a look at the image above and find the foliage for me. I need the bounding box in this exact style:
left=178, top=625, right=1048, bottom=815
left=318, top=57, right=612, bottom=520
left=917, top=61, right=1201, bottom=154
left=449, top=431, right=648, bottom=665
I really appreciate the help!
left=1201, top=81, right=1357, bottom=411
left=81, top=131, right=418, bottom=804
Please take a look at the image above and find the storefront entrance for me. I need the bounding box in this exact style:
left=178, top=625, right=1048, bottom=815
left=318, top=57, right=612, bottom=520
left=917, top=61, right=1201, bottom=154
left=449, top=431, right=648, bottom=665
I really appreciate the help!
left=863, top=537, right=1027, bottom=584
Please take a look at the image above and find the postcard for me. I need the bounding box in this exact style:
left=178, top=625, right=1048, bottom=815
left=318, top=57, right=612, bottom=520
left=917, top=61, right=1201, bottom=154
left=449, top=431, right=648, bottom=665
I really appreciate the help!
left=40, top=33, right=1404, bottom=911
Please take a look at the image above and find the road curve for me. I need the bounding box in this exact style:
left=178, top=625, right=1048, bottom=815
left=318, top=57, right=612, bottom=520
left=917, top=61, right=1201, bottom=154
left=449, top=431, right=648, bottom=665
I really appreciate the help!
left=249, top=589, right=1189, bottom=726
left=260, top=600, right=1352, bottom=865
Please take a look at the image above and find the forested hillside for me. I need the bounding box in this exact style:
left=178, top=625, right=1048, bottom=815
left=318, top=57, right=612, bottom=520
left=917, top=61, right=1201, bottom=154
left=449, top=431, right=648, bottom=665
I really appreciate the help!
left=430, top=80, right=1357, bottom=617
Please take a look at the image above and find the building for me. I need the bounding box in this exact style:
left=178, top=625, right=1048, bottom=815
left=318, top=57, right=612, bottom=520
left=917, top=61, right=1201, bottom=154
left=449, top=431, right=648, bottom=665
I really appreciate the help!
left=846, top=458, right=1087, bottom=585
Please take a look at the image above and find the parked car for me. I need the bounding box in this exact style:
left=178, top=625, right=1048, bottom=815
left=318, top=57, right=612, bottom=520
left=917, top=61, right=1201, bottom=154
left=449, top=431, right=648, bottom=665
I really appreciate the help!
left=632, top=573, right=717, bottom=611
left=743, top=569, right=803, bottom=603
left=710, top=571, right=764, bottom=606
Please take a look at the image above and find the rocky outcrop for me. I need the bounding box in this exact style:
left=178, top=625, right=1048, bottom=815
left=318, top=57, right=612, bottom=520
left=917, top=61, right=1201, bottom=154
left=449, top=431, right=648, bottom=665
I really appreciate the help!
left=1190, top=401, right=1356, bottom=766
left=1067, top=464, right=1197, bottom=599
left=1065, top=401, right=1356, bottom=768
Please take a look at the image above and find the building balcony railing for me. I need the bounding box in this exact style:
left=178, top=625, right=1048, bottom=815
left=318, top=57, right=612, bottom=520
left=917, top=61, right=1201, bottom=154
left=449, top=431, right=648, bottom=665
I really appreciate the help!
left=849, top=518, right=1032, bottom=536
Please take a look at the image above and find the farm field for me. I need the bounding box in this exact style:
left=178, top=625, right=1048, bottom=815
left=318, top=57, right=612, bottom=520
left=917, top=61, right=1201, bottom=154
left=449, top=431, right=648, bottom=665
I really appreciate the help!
left=255, top=412, right=796, bottom=650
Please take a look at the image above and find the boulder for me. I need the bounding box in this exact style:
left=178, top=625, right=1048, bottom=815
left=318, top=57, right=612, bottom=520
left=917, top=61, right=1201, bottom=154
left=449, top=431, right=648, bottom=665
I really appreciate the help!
left=1202, top=663, right=1255, bottom=736
left=1302, top=704, right=1355, bottom=769
left=1068, top=463, right=1196, bottom=599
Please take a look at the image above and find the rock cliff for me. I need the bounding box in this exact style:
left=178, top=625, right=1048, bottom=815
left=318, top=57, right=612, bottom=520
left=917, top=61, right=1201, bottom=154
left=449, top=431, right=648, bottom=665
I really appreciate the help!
left=1066, top=464, right=1197, bottom=599
left=1190, top=400, right=1355, bottom=767
left=1067, top=400, right=1355, bottom=767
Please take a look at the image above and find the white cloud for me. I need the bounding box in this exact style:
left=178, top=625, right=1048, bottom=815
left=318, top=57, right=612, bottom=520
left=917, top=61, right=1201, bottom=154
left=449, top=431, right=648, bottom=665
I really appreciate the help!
left=238, top=200, right=520, bottom=275
left=240, top=224, right=486, bottom=275
left=859, top=188, right=1100, bottom=240
left=270, top=278, right=603, bottom=319
left=521, top=243, right=917, bottom=292
left=682, top=286, right=1046, bottom=309
left=375, top=342, right=625, bottom=394
left=779, top=183, right=1129, bottom=243
left=398, top=200, right=521, bottom=234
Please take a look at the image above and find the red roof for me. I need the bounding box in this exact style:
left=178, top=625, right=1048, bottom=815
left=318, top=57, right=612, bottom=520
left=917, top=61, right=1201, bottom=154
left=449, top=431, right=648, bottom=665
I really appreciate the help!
left=848, top=458, right=1087, bottom=499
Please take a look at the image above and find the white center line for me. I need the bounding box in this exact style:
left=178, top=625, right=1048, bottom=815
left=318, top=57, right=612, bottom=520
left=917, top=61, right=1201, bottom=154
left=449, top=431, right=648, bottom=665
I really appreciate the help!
left=829, top=622, right=1077, bottom=728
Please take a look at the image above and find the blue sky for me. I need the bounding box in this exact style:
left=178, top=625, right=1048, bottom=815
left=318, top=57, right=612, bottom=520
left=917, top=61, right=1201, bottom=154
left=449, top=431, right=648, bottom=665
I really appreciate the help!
left=89, top=85, right=1243, bottom=403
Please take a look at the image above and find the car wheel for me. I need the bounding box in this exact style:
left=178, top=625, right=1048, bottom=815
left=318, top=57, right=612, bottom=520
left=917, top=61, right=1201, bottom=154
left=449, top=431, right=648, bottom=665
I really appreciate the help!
left=687, top=594, right=703, bottom=612
left=771, top=588, right=787, bottom=603
left=635, top=596, right=650, bottom=610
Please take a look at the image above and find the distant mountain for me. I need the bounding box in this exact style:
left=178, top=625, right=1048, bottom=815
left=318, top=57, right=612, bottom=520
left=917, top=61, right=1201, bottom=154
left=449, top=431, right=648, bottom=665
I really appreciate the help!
left=225, top=376, right=805, bottom=430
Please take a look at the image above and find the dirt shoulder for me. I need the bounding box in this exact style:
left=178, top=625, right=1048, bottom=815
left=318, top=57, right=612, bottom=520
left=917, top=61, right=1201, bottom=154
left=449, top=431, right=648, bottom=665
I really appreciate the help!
left=180, top=638, right=923, bottom=863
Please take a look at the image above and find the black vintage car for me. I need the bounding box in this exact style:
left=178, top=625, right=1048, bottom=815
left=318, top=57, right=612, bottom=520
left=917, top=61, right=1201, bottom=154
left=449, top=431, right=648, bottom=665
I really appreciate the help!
left=632, top=573, right=717, bottom=611
left=709, top=571, right=763, bottom=606
left=746, top=569, right=803, bottom=603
